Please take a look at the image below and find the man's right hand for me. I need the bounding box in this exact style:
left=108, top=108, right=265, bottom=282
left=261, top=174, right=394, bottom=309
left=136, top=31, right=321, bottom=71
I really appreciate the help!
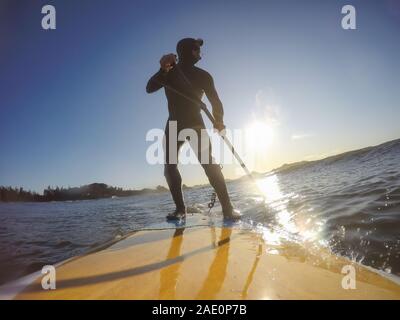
left=213, top=121, right=226, bottom=133
left=160, top=54, right=177, bottom=72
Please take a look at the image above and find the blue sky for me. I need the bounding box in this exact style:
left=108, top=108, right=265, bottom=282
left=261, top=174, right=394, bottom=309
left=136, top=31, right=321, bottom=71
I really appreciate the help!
left=1, top=0, right=399, bottom=192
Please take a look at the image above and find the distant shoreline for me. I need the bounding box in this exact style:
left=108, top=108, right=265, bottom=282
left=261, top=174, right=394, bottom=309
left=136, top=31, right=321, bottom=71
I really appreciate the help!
left=0, top=183, right=172, bottom=203
left=2, top=138, right=398, bottom=203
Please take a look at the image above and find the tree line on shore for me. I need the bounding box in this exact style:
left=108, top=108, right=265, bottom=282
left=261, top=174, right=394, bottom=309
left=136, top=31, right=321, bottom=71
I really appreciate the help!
left=0, top=183, right=169, bottom=202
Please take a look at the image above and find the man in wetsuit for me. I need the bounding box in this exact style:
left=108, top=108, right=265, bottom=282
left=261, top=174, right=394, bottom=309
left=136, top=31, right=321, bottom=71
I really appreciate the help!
left=146, top=38, right=241, bottom=220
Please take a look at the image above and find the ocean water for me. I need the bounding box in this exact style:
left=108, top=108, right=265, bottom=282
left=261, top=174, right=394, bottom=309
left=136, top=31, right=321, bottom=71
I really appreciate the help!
left=0, top=139, right=399, bottom=286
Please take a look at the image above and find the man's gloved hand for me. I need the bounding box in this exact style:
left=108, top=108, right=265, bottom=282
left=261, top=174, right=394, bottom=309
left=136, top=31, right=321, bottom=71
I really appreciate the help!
left=160, top=54, right=177, bottom=72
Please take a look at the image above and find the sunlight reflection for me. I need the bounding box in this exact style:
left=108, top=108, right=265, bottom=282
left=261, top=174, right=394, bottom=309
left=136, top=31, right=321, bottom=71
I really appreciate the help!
left=255, top=174, right=321, bottom=246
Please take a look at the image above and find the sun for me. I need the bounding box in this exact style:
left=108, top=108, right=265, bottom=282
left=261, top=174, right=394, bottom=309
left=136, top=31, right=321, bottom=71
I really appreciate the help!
left=245, top=121, right=274, bottom=153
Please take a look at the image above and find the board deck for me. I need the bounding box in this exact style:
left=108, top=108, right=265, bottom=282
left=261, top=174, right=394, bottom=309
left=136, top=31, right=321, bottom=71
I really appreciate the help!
left=9, top=225, right=400, bottom=300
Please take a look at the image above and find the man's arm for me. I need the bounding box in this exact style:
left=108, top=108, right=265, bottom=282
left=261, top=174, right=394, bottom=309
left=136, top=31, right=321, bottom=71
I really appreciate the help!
left=146, top=54, right=176, bottom=94
left=146, top=69, right=167, bottom=93
left=203, top=71, right=225, bottom=131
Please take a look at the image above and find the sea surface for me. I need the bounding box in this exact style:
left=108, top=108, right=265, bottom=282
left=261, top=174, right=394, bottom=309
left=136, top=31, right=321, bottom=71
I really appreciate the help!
left=0, top=139, right=399, bottom=286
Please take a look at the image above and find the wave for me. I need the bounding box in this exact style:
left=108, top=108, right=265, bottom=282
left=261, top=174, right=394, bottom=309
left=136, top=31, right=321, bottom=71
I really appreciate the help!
left=274, top=138, right=400, bottom=175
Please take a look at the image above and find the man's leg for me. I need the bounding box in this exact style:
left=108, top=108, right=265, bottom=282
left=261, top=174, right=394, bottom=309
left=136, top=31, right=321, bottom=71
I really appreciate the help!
left=192, top=128, right=233, bottom=214
left=202, top=163, right=233, bottom=214
left=164, top=164, right=185, bottom=212
left=164, top=122, right=186, bottom=213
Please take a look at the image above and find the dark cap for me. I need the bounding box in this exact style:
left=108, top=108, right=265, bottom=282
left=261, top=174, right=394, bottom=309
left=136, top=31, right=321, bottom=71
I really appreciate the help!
left=176, top=38, right=204, bottom=60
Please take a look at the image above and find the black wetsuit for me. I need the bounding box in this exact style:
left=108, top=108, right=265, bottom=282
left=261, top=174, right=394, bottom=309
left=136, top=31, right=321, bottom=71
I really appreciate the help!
left=146, top=63, right=223, bottom=129
left=146, top=44, right=233, bottom=214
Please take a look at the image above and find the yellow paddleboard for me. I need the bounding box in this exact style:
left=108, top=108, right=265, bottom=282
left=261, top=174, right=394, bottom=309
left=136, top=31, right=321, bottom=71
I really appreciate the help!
left=6, top=224, right=400, bottom=300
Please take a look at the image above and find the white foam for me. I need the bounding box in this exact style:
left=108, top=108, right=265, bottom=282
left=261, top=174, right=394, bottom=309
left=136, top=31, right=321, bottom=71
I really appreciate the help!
left=0, top=270, right=41, bottom=300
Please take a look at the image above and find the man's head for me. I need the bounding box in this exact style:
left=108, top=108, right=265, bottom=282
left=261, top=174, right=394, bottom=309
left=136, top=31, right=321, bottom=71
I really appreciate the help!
left=176, top=38, right=203, bottom=65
